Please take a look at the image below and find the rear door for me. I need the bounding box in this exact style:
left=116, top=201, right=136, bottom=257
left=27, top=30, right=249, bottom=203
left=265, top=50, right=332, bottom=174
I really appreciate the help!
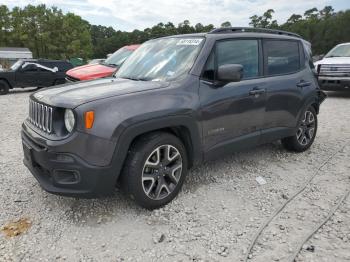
left=261, top=39, right=306, bottom=140
left=199, top=38, right=266, bottom=155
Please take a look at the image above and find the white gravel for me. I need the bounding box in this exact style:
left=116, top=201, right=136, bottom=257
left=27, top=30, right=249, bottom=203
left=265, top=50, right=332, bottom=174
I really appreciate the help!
left=0, top=88, right=349, bottom=262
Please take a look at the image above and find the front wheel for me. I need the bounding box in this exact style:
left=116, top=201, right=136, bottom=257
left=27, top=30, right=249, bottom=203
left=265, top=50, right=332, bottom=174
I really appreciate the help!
left=121, top=132, right=188, bottom=209
left=282, top=106, right=318, bottom=152
left=0, top=80, right=9, bottom=95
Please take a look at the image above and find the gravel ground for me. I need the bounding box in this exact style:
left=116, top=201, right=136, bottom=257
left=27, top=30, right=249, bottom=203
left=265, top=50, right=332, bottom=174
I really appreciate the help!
left=0, top=88, right=349, bottom=262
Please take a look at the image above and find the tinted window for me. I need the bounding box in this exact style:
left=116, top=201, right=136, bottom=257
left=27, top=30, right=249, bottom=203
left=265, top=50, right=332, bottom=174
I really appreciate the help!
left=22, top=64, right=37, bottom=72
left=265, top=40, right=300, bottom=76
left=217, top=40, right=259, bottom=79
left=202, top=50, right=215, bottom=80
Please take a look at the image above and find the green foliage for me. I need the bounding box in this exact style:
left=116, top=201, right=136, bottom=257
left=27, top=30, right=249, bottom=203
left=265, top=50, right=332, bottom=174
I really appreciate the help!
left=249, top=9, right=278, bottom=29
left=0, top=4, right=349, bottom=59
left=221, top=21, right=232, bottom=28
left=0, top=4, right=92, bottom=59
left=251, top=6, right=350, bottom=55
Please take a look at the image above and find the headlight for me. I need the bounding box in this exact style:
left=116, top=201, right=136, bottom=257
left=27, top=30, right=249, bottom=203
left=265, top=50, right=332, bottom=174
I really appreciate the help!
left=64, top=109, right=75, bottom=133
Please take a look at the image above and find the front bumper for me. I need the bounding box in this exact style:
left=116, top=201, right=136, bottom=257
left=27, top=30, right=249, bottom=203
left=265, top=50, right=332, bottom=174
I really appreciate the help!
left=21, top=128, right=118, bottom=198
left=318, top=76, right=350, bottom=91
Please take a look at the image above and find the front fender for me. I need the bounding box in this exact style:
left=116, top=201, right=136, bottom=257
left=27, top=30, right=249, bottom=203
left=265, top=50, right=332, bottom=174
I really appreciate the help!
left=110, top=114, right=203, bottom=178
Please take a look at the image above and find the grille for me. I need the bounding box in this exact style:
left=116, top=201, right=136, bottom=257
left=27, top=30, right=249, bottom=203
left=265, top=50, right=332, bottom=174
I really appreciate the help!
left=28, top=99, right=53, bottom=133
left=319, top=64, right=350, bottom=77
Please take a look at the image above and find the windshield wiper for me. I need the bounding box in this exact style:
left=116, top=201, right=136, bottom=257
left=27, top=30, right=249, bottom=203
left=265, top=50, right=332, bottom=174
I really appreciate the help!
left=106, top=63, right=119, bottom=67
left=120, top=77, right=149, bottom=81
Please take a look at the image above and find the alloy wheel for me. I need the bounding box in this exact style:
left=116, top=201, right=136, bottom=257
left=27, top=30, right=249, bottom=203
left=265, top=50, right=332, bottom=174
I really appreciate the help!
left=296, top=110, right=316, bottom=146
left=142, top=144, right=183, bottom=200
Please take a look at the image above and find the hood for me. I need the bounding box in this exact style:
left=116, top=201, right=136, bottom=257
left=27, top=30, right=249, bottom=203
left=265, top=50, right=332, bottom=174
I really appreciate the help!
left=314, top=56, right=350, bottom=66
left=32, top=78, right=170, bottom=108
left=66, top=63, right=116, bottom=80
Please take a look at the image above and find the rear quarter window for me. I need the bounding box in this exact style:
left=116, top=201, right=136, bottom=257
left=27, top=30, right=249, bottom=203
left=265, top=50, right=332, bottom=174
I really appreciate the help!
left=264, top=40, right=300, bottom=76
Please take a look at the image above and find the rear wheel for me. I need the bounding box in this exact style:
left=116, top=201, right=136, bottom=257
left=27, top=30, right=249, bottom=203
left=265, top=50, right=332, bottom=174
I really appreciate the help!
left=282, top=106, right=317, bottom=152
left=121, top=132, right=188, bottom=209
left=0, top=80, right=9, bottom=95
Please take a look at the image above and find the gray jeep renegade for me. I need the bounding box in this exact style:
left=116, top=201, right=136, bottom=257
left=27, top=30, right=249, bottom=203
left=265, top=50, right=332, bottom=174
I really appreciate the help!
left=22, top=28, right=326, bottom=209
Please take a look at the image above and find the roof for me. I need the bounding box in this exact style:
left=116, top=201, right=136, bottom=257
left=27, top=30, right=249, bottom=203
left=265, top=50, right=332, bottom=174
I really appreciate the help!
left=0, top=47, right=31, bottom=52
left=209, top=27, right=301, bottom=38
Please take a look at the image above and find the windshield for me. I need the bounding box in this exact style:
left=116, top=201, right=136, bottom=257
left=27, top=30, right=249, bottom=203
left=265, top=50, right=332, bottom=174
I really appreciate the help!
left=104, top=48, right=133, bottom=66
left=325, top=44, right=350, bottom=58
left=10, top=60, right=23, bottom=70
left=116, top=37, right=204, bottom=81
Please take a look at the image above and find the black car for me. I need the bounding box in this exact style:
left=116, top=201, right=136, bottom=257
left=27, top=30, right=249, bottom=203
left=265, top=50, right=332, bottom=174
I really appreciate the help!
left=21, top=28, right=326, bottom=209
left=0, top=59, right=73, bottom=95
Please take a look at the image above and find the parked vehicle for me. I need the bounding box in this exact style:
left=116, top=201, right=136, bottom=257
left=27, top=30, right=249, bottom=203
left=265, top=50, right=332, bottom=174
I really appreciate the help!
left=314, top=43, right=350, bottom=91
left=65, top=45, right=140, bottom=82
left=88, top=59, right=105, bottom=64
left=0, top=59, right=73, bottom=95
left=22, top=28, right=326, bottom=209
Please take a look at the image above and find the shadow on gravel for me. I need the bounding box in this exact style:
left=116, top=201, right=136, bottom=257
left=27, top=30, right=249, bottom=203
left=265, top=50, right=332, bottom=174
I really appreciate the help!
left=37, top=142, right=287, bottom=224
left=325, top=91, right=350, bottom=98
left=8, top=87, right=38, bottom=95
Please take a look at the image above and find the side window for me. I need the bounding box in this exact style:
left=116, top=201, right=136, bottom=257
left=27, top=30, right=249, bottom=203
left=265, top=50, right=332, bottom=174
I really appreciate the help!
left=217, top=39, right=259, bottom=79
left=264, top=40, right=300, bottom=76
left=202, top=50, right=215, bottom=81
left=22, top=63, right=37, bottom=72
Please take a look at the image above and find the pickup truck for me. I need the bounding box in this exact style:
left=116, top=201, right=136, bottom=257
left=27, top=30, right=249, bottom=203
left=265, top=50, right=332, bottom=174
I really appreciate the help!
left=314, top=43, right=350, bottom=91
left=0, top=59, right=73, bottom=95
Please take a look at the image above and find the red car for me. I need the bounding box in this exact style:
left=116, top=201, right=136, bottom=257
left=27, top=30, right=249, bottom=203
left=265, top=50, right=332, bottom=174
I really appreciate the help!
left=66, top=45, right=140, bottom=81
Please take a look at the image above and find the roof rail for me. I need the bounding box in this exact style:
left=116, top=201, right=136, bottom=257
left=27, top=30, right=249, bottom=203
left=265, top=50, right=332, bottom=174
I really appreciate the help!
left=209, top=27, right=301, bottom=38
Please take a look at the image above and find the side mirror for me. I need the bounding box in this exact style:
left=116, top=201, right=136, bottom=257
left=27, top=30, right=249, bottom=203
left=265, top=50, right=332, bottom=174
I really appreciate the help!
left=217, top=64, right=243, bottom=83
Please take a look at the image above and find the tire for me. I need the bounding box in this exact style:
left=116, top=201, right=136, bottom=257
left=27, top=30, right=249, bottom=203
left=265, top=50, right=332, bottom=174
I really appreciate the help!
left=121, top=132, right=188, bottom=209
left=282, top=106, right=317, bottom=152
left=0, top=80, right=9, bottom=95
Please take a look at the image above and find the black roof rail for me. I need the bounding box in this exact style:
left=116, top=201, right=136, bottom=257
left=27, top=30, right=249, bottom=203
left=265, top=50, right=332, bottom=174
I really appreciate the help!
left=209, top=27, right=301, bottom=38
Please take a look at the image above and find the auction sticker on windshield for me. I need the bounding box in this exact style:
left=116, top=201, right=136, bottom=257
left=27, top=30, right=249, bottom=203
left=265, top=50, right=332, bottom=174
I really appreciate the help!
left=177, top=39, right=203, bottom=46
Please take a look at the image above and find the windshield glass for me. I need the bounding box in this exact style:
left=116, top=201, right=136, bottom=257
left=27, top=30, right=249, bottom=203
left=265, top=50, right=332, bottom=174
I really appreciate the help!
left=104, top=48, right=133, bottom=66
left=325, top=44, right=350, bottom=58
left=10, top=60, right=23, bottom=70
left=116, top=37, right=204, bottom=81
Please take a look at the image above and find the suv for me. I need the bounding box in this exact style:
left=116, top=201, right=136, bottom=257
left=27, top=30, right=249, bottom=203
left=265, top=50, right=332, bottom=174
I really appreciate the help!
left=0, top=59, right=73, bottom=95
left=65, top=45, right=140, bottom=82
left=314, top=43, right=350, bottom=91
left=21, top=28, right=326, bottom=209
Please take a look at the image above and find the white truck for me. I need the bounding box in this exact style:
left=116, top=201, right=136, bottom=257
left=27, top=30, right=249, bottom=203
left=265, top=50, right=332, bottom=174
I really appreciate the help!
left=314, top=43, right=350, bottom=91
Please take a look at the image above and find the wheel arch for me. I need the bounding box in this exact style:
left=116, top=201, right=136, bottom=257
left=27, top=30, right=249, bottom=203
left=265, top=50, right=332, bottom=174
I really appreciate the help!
left=110, top=115, right=203, bottom=183
left=0, top=78, right=12, bottom=89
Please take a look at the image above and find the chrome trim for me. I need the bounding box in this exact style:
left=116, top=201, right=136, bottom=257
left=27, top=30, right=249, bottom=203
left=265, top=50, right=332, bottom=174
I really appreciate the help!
left=28, top=99, right=53, bottom=134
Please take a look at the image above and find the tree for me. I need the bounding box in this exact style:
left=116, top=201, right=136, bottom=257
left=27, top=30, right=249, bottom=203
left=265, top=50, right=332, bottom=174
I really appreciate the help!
left=221, top=21, right=231, bottom=28
left=0, top=5, right=10, bottom=46
left=249, top=9, right=278, bottom=28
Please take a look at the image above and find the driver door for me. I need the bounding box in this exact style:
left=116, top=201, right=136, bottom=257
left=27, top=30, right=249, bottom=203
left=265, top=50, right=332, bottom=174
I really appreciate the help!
left=199, top=39, right=266, bottom=158
left=16, top=63, right=39, bottom=87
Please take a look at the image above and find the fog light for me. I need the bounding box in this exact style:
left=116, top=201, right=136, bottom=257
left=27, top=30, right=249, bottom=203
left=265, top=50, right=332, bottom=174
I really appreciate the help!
left=55, top=154, right=74, bottom=163
left=53, top=170, right=80, bottom=184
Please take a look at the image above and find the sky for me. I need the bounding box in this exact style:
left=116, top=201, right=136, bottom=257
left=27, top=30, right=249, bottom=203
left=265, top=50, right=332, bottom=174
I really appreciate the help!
left=2, top=0, right=350, bottom=31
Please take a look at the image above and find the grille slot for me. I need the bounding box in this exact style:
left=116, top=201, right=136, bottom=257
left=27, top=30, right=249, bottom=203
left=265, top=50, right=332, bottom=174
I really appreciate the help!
left=28, top=99, right=53, bottom=133
left=319, top=64, right=350, bottom=76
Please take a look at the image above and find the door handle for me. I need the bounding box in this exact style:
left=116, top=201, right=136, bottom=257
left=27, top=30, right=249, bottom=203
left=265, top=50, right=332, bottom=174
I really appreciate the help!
left=249, top=88, right=266, bottom=96
left=296, top=80, right=311, bottom=88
